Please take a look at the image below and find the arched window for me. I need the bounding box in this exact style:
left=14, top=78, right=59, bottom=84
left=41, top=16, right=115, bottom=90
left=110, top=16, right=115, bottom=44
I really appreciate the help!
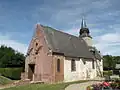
left=71, top=59, right=76, bottom=71
left=57, top=59, right=60, bottom=72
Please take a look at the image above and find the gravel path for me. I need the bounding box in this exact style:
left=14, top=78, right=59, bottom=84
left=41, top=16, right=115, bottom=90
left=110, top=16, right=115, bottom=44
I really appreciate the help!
left=65, top=81, right=102, bottom=90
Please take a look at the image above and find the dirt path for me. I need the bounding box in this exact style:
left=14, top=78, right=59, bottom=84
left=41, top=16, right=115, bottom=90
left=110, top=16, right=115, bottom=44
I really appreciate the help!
left=65, top=81, right=102, bottom=90
left=0, top=80, right=30, bottom=90
left=0, top=84, right=16, bottom=90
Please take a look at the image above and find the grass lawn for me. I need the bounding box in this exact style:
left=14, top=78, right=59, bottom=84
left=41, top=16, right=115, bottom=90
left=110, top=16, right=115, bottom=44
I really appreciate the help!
left=1, top=80, right=88, bottom=90
left=0, top=76, right=13, bottom=85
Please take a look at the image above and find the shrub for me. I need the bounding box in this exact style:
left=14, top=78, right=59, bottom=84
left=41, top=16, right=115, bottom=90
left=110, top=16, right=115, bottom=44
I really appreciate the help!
left=0, top=68, right=23, bottom=80
left=111, top=83, right=117, bottom=89
left=86, top=86, right=94, bottom=90
left=103, top=70, right=112, bottom=76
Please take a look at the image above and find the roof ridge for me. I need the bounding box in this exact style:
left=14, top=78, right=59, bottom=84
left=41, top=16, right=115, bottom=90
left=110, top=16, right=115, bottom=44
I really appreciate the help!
left=42, top=25, right=81, bottom=39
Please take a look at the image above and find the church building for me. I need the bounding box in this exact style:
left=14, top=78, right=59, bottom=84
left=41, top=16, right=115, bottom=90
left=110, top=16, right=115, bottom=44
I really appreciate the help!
left=24, top=19, right=103, bottom=83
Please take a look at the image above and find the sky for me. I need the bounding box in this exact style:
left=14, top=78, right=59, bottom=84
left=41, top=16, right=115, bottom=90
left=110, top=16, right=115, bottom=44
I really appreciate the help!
left=0, top=0, right=120, bottom=56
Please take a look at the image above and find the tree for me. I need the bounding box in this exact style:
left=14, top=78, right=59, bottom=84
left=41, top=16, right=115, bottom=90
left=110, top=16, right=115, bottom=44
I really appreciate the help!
left=0, top=45, right=25, bottom=68
left=103, top=55, right=113, bottom=70
left=113, top=56, right=120, bottom=64
left=103, top=55, right=120, bottom=70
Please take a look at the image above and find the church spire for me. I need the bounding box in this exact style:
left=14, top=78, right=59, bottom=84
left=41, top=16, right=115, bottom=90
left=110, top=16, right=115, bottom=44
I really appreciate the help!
left=81, top=16, right=87, bottom=29
left=79, top=17, right=92, bottom=38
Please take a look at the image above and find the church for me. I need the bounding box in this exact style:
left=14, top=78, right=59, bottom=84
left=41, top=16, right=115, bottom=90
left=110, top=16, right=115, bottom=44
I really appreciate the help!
left=24, top=19, right=103, bottom=83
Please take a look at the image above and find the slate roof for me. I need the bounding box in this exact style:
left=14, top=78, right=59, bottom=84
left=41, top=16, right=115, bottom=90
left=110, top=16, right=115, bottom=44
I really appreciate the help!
left=41, top=25, right=94, bottom=59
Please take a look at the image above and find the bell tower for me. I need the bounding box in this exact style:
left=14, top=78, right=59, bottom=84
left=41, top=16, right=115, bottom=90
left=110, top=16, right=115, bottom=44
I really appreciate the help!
left=79, top=17, right=93, bottom=46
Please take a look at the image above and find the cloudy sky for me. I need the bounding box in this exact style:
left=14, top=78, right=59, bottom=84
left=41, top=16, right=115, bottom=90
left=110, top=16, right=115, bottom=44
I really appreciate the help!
left=0, top=0, right=120, bottom=56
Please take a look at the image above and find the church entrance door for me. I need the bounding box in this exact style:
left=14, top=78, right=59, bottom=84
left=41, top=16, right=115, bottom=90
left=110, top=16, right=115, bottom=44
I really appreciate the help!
left=28, top=64, right=35, bottom=81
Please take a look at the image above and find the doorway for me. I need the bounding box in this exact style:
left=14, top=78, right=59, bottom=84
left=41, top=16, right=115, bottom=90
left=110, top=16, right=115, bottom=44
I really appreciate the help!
left=28, top=64, right=35, bottom=81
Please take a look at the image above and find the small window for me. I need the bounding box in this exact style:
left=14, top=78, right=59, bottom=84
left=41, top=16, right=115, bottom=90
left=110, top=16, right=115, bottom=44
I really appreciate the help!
left=71, top=59, right=76, bottom=71
left=35, top=52, right=38, bottom=55
left=57, top=59, right=60, bottom=72
left=92, top=60, right=95, bottom=69
left=36, top=43, right=38, bottom=46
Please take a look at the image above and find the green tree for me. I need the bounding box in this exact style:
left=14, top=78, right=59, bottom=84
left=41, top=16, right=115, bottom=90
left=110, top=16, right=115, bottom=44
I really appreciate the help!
left=103, top=55, right=115, bottom=70
left=0, top=45, right=25, bottom=68
left=113, top=56, right=120, bottom=64
left=103, top=55, right=120, bottom=70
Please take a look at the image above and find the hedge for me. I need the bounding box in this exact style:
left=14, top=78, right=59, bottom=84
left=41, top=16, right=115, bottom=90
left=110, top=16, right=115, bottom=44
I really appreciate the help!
left=0, top=68, right=23, bottom=80
left=103, top=70, right=113, bottom=76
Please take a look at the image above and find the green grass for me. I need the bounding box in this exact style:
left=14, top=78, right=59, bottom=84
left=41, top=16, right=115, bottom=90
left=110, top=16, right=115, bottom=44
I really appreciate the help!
left=0, top=76, right=13, bottom=85
left=1, top=80, right=88, bottom=90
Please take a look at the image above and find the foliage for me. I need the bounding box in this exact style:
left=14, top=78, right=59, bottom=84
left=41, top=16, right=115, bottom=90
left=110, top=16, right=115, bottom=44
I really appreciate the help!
left=87, top=81, right=120, bottom=90
left=0, top=80, right=88, bottom=90
left=110, top=80, right=120, bottom=89
left=0, top=76, right=13, bottom=85
left=103, top=55, right=120, bottom=70
left=86, top=86, right=94, bottom=90
left=0, top=68, right=23, bottom=80
left=103, top=71, right=113, bottom=76
left=0, top=45, right=25, bottom=69
left=87, top=82, right=109, bottom=90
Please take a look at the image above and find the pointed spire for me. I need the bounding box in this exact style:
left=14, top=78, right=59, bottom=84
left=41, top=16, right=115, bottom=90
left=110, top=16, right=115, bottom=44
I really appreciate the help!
left=81, top=16, right=87, bottom=29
